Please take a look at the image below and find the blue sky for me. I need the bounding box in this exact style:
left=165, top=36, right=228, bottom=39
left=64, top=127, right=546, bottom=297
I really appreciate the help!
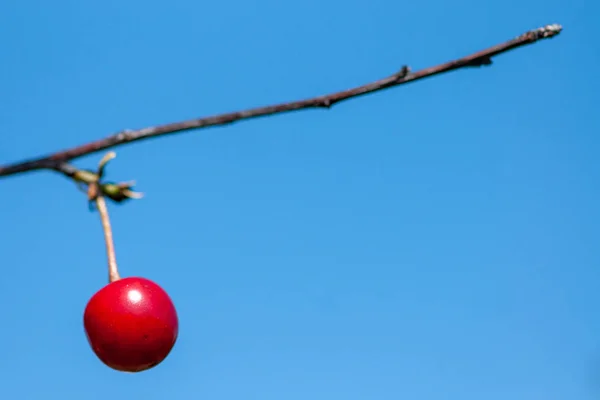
left=1, top=0, right=598, bottom=399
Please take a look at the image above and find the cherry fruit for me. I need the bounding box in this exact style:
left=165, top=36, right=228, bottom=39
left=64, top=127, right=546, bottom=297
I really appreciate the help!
left=84, top=276, right=179, bottom=372
left=82, top=152, right=179, bottom=372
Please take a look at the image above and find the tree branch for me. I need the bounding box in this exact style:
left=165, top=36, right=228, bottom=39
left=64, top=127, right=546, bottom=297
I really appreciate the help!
left=0, top=23, right=562, bottom=179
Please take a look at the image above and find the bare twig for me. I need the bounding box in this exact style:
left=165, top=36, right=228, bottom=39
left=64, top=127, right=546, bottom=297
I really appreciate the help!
left=0, top=24, right=562, bottom=179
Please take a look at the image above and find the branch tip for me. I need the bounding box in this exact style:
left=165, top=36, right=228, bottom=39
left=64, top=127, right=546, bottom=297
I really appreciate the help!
left=536, top=23, right=562, bottom=38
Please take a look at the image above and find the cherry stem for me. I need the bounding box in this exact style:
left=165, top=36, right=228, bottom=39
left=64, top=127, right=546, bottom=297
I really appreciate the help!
left=95, top=193, right=121, bottom=283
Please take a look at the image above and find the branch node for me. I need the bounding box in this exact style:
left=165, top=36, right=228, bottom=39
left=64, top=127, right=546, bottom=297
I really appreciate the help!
left=394, top=65, right=411, bottom=81
left=68, top=152, right=144, bottom=206
left=115, top=129, right=134, bottom=141
left=465, top=56, right=493, bottom=68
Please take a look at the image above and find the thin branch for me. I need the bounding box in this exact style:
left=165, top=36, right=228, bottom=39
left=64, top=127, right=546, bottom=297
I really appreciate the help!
left=0, top=23, right=562, bottom=179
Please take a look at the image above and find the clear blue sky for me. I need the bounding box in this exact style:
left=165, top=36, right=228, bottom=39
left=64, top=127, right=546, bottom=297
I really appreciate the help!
left=1, top=0, right=598, bottom=399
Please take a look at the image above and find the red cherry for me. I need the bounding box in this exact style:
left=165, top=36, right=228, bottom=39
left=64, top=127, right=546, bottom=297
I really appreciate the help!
left=83, top=276, right=179, bottom=372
